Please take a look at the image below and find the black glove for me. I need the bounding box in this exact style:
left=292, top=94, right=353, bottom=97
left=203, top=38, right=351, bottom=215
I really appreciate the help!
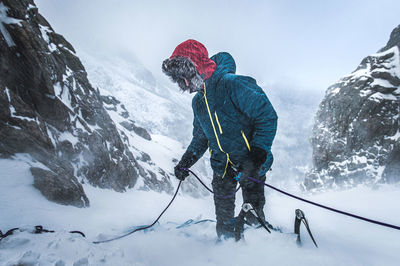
left=239, top=160, right=258, bottom=189
left=239, top=147, right=267, bottom=189
left=249, top=146, right=267, bottom=169
left=174, top=164, right=189, bottom=181
left=174, top=150, right=197, bottom=181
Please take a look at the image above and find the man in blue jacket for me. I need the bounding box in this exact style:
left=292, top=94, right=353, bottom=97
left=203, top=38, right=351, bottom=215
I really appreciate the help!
left=162, top=39, right=277, bottom=239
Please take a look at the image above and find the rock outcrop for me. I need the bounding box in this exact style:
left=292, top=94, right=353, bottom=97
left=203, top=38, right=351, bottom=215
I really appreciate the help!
left=305, top=25, right=400, bottom=190
left=0, top=0, right=173, bottom=206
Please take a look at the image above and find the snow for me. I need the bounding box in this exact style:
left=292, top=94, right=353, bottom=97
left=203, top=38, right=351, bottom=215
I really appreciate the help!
left=369, top=92, right=398, bottom=101
left=39, top=24, right=51, bottom=43
left=58, top=131, right=79, bottom=147
left=45, top=124, right=57, bottom=148
left=1, top=155, right=400, bottom=265
left=75, top=118, right=87, bottom=131
left=132, top=133, right=183, bottom=173
left=328, top=87, right=340, bottom=96
left=370, top=78, right=396, bottom=89
left=351, top=155, right=367, bottom=164
left=5, top=122, right=22, bottom=130
left=342, top=46, right=400, bottom=91
left=1, top=5, right=399, bottom=264
left=27, top=4, right=36, bottom=10
left=4, top=87, right=11, bottom=102
left=54, top=82, right=74, bottom=112
left=0, top=2, right=22, bottom=47
left=370, top=47, right=400, bottom=78
left=5, top=87, right=37, bottom=122
left=57, top=43, right=75, bottom=54
left=85, top=122, right=102, bottom=132
left=39, top=24, right=63, bottom=53
left=387, top=130, right=400, bottom=141
left=9, top=105, right=36, bottom=122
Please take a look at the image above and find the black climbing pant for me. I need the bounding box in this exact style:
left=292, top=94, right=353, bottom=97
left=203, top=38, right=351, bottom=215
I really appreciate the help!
left=211, top=168, right=266, bottom=239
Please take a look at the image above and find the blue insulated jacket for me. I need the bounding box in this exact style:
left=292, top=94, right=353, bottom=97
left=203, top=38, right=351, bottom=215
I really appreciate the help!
left=187, top=52, right=277, bottom=177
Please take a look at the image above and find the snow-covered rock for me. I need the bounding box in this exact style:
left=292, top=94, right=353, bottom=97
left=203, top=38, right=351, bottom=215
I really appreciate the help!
left=305, top=25, right=400, bottom=190
left=0, top=0, right=175, bottom=206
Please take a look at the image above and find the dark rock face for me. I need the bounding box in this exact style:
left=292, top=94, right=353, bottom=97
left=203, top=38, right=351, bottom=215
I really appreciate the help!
left=119, top=120, right=152, bottom=141
left=304, top=25, right=400, bottom=190
left=0, top=0, right=173, bottom=206
left=31, top=167, right=89, bottom=207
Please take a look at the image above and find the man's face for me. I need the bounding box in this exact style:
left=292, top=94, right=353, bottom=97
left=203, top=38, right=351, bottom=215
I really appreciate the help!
left=175, top=75, right=203, bottom=93
left=162, top=56, right=204, bottom=93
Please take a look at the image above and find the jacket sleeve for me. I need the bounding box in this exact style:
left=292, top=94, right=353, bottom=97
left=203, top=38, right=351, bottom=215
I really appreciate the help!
left=186, top=115, right=208, bottom=162
left=229, top=76, right=278, bottom=152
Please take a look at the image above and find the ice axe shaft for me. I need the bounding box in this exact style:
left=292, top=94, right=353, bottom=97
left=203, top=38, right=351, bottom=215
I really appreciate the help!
left=294, top=209, right=318, bottom=248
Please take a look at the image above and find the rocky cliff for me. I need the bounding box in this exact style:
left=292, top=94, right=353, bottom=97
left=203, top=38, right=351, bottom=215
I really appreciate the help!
left=0, top=0, right=173, bottom=207
left=305, top=25, right=400, bottom=190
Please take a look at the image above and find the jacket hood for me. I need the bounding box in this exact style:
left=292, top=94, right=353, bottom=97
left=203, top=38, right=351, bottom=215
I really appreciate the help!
left=207, top=52, right=236, bottom=85
left=170, top=39, right=217, bottom=80
left=210, top=52, right=236, bottom=75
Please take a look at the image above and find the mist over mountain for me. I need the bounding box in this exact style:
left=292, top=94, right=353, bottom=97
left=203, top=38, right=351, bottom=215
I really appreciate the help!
left=262, top=84, right=323, bottom=187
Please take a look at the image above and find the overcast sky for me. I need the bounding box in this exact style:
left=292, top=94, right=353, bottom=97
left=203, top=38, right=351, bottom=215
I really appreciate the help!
left=35, top=0, right=400, bottom=92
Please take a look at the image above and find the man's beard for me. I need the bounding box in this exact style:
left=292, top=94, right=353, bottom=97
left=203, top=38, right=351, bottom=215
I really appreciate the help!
left=162, top=56, right=204, bottom=93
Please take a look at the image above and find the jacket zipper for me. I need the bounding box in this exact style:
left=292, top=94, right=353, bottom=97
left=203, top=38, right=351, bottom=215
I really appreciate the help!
left=241, top=130, right=251, bottom=151
left=204, top=83, right=231, bottom=178
left=214, top=111, right=223, bottom=134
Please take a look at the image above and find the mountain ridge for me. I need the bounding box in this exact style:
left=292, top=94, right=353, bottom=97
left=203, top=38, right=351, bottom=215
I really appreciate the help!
left=304, top=25, right=400, bottom=190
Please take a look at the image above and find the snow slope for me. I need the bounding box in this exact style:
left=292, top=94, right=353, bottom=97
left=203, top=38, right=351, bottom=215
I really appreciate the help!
left=1, top=155, right=399, bottom=266
left=80, top=51, right=194, bottom=143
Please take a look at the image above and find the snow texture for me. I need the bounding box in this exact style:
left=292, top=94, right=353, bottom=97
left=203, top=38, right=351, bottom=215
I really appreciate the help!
left=1, top=2, right=399, bottom=264
left=1, top=155, right=400, bottom=265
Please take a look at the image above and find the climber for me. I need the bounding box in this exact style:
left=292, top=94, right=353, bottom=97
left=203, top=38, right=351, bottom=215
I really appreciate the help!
left=162, top=39, right=277, bottom=240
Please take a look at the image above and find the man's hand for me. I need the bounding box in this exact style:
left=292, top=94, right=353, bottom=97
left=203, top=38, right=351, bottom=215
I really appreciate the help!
left=174, top=164, right=189, bottom=181
left=239, top=160, right=258, bottom=189
left=239, top=147, right=267, bottom=188
left=174, top=150, right=197, bottom=181
left=249, top=146, right=267, bottom=169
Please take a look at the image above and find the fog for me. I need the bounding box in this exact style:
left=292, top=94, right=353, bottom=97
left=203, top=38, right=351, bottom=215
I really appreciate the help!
left=35, top=0, right=400, bottom=91
left=33, top=0, right=400, bottom=187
